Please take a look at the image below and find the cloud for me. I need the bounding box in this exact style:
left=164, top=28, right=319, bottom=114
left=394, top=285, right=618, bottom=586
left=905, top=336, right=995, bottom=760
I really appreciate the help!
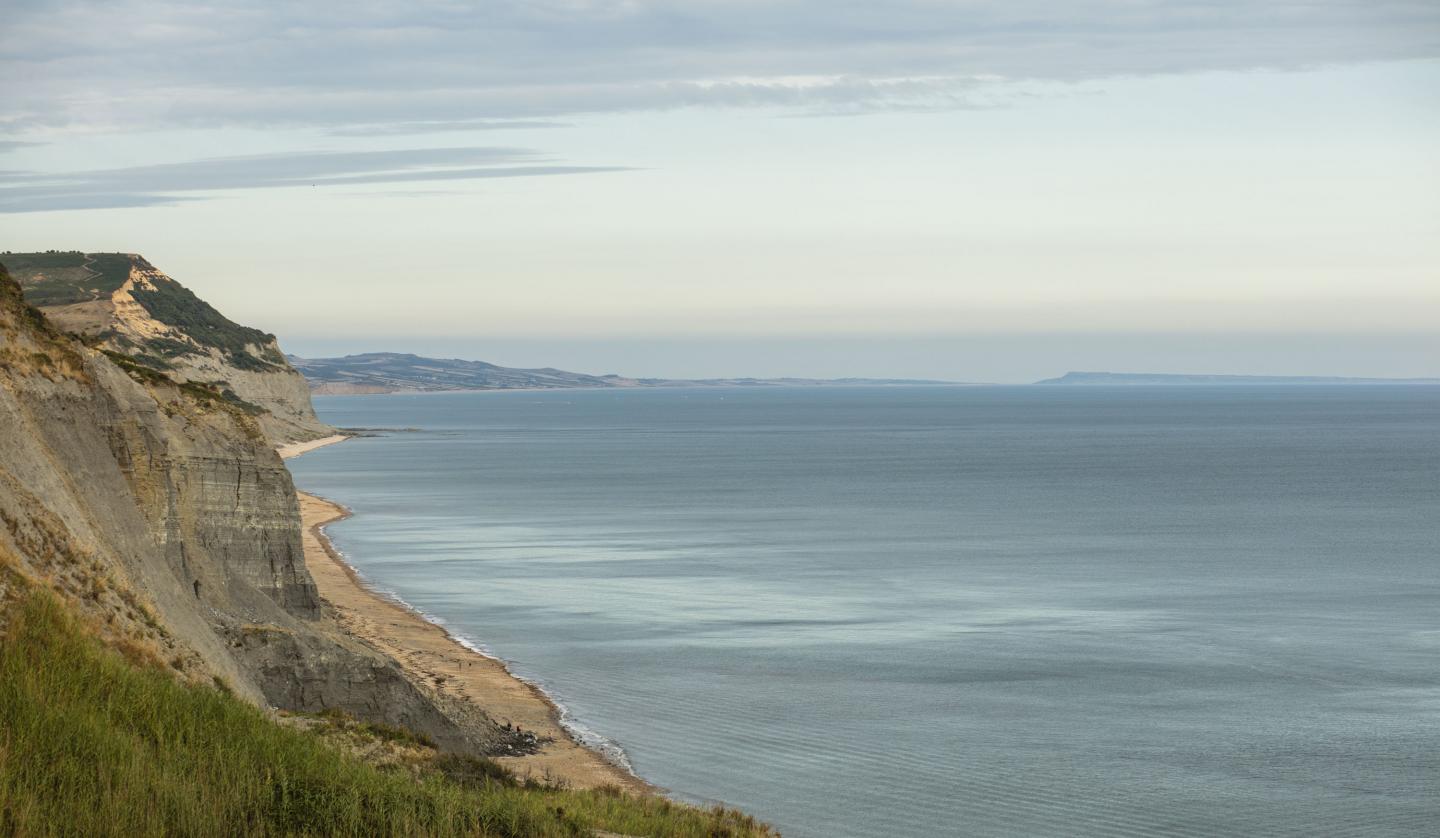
left=1, top=1, right=1435, bottom=133
left=0, top=146, right=630, bottom=212
left=326, top=119, right=570, bottom=137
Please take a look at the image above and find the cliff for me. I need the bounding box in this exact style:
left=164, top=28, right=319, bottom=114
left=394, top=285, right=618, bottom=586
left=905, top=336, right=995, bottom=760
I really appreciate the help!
left=0, top=259, right=520, bottom=757
left=3, top=251, right=333, bottom=444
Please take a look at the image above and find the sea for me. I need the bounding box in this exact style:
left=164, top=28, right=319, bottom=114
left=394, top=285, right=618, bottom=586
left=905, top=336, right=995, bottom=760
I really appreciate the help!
left=287, top=386, right=1440, bottom=837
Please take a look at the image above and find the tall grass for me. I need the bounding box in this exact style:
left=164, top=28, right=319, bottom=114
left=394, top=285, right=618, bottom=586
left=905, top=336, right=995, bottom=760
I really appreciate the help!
left=0, top=588, right=773, bottom=837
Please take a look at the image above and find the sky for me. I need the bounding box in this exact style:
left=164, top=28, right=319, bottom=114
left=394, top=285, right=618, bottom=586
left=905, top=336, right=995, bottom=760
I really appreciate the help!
left=2, top=1, right=1437, bottom=382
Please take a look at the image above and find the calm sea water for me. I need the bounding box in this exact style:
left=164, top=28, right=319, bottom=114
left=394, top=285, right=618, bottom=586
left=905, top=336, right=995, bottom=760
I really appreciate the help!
left=289, top=386, right=1440, bottom=837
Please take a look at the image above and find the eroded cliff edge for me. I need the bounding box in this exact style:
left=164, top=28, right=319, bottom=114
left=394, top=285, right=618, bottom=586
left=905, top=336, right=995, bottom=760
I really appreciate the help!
left=4, top=251, right=332, bottom=446
left=0, top=258, right=524, bottom=758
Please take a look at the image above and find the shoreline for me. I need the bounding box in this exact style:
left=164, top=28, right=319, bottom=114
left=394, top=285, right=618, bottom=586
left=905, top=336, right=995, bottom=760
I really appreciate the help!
left=282, top=435, right=646, bottom=792
left=309, top=381, right=979, bottom=397
left=276, top=433, right=352, bottom=459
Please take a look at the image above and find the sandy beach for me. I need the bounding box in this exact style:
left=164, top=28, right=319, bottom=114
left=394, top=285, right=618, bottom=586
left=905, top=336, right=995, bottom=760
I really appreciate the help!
left=276, top=434, right=351, bottom=459
left=282, top=438, right=644, bottom=792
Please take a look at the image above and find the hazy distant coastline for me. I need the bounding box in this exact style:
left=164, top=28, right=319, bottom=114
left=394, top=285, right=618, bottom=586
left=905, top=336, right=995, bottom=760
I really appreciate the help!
left=1036, top=371, right=1440, bottom=386
left=292, top=353, right=1438, bottom=394
left=291, top=352, right=968, bottom=394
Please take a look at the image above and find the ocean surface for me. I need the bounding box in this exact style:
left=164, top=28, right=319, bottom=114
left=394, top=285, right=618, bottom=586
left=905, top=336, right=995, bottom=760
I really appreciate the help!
left=289, top=386, right=1440, bottom=837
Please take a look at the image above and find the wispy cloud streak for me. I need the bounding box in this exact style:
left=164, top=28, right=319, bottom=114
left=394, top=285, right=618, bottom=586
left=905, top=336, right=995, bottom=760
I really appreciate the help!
left=0, top=146, right=629, bottom=212
left=2, top=1, right=1435, bottom=133
left=326, top=120, right=569, bottom=137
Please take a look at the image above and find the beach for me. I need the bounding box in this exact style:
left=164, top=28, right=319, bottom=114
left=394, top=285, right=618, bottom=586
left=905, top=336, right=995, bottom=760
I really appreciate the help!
left=282, top=436, right=644, bottom=792
left=276, top=434, right=352, bottom=460
left=286, top=387, right=1440, bottom=837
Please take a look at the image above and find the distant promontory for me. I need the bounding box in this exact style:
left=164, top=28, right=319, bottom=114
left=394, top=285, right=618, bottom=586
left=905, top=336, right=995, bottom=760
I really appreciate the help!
left=290, top=352, right=964, bottom=394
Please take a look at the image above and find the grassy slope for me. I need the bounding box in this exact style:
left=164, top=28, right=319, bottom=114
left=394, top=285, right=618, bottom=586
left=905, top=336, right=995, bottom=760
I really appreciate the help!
left=2, top=252, right=133, bottom=307
left=0, top=263, right=89, bottom=382
left=0, top=583, right=773, bottom=837
left=127, top=273, right=284, bottom=370
left=2, top=253, right=282, bottom=370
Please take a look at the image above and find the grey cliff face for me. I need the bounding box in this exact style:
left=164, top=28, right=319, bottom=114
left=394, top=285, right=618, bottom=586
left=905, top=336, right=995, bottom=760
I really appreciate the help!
left=0, top=261, right=511, bottom=756
left=164, top=336, right=333, bottom=444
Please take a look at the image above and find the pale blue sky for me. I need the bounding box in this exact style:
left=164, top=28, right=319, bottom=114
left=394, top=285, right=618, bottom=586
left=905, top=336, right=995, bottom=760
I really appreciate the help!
left=2, top=2, right=1437, bottom=381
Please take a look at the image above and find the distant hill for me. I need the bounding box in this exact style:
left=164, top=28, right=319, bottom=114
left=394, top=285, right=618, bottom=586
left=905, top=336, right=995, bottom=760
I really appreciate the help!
left=290, top=352, right=962, bottom=393
left=1037, top=371, right=1440, bottom=386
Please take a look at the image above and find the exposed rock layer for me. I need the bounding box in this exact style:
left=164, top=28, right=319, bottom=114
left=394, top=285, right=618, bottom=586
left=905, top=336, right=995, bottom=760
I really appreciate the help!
left=0, top=260, right=512, bottom=757
left=6, top=251, right=333, bottom=445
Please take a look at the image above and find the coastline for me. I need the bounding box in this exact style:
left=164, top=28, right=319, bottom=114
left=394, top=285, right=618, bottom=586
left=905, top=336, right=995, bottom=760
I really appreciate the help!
left=281, top=435, right=646, bottom=792
left=276, top=433, right=352, bottom=459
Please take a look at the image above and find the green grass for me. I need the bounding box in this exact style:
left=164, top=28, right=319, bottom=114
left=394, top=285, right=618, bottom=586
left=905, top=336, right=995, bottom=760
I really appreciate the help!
left=176, top=379, right=267, bottom=416
left=101, top=349, right=172, bottom=386
left=1, top=252, right=133, bottom=307
left=100, top=349, right=267, bottom=429
left=311, top=706, right=439, bottom=750
left=3, top=252, right=284, bottom=371
left=0, top=587, right=774, bottom=837
left=127, top=273, right=282, bottom=370
left=0, top=264, right=89, bottom=381
left=0, top=251, right=87, bottom=269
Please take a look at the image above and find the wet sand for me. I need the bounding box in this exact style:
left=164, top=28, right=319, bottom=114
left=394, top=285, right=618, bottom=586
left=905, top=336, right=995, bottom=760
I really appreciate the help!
left=283, top=439, right=644, bottom=791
